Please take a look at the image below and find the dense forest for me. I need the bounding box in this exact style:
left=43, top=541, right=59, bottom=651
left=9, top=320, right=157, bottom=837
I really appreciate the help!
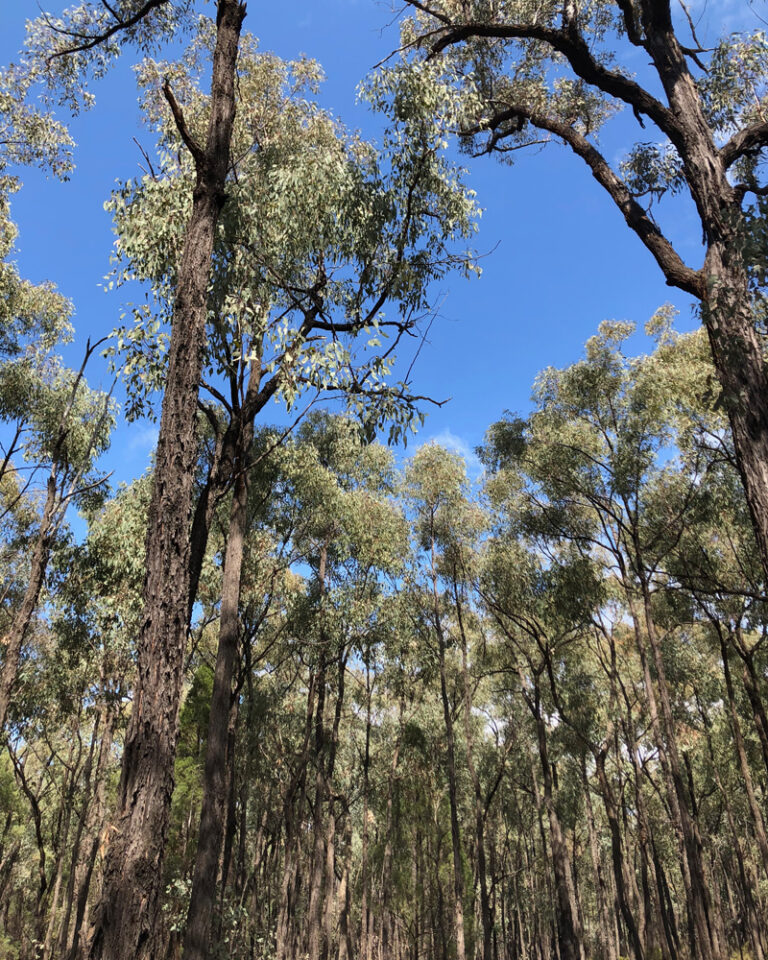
left=1, top=2, right=768, bottom=960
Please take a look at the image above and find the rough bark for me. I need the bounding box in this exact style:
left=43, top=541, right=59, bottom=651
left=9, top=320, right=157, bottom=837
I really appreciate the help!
left=701, top=244, right=768, bottom=582
left=182, top=459, right=250, bottom=959
left=84, top=4, right=246, bottom=957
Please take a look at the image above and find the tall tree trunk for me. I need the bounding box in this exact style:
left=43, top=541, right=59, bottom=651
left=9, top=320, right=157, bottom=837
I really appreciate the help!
left=581, top=757, right=618, bottom=960
left=308, top=543, right=330, bottom=960
left=521, top=662, right=582, bottom=960
left=594, top=748, right=645, bottom=960
left=632, top=11, right=768, bottom=588
left=307, top=709, right=327, bottom=960
left=183, top=459, right=250, bottom=959
left=650, top=838, right=680, bottom=960
left=626, top=730, right=669, bottom=960
left=41, top=728, right=80, bottom=960
left=535, top=714, right=581, bottom=960
left=67, top=705, right=116, bottom=960
left=701, top=242, right=768, bottom=581
left=626, top=579, right=722, bottom=960
left=217, top=696, right=240, bottom=912
left=380, top=699, right=404, bottom=960
left=276, top=671, right=316, bottom=960
left=337, top=814, right=354, bottom=960
left=638, top=583, right=721, bottom=960
left=360, top=662, right=372, bottom=960
left=431, top=540, right=466, bottom=960
left=732, top=626, right=768, bottom=778
left=437, top=630, right=466, bottom=960
left=322, top=805, right=338, bottom=960
left=57, top=706, right=102, bottom=955
left=720, top=635, right=768, bottom=880
left=321, top=650, right=347, bottom=960
left=85, top=5, right=246, bottom=957
left=708, top=750, right=765, bottom=960
left=455, top=581, right=493, bottom=960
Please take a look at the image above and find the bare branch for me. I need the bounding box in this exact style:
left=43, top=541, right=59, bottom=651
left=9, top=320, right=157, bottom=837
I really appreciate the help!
left=720, top=118, right=768, bottom=169
left=467, top=104, right=703, bottom=297
left=677, top=0, right=709, bottom=61
left=404, top=0, right=452, bottom=25
left=162, top=79, right=205, bottom=166
left=133, top=136, right=158, bottom=180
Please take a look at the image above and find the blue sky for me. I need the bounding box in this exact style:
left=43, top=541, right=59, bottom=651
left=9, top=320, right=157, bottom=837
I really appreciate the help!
left=1, top=1, right=759, bottom=489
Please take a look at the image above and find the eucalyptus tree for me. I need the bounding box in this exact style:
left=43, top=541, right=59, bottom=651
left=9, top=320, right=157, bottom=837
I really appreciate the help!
left=109, top=20, right=477, bottom=605
left=176, top=432, right=304, bottom=960
left=0, top=471, right=161, bottom=958
left=392, top=0, right=768, bottom=586
left=0, top=348, right=115, bottom=733
left=175, top=415, right=410, bottom=959
left=0, top=72, right=112, bottom=732
left=359, top=583, right=438, bottom=960
left=12, top=2, right=247, bottom=955
left=404, top=443, right=484, bottom=960
left=658, top=422, right=768, bottom=897
left=100, top=20, right=476, bottom=954
left=0, top=473, right=151, bottom=957
left=55, top=478, right=152, bottom=960
left=482, top=315, right=733, bottom=959
left=660, top=418, right=768, bottom=781
left=0, top=251, right=116, bottom=736
left=479, top=520, right=598, bottom=960
left=276, top=416, right=408, bottom=960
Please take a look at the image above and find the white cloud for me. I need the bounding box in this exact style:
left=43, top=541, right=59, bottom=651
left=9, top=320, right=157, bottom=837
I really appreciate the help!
left=127, top=424, right=159, bottom=453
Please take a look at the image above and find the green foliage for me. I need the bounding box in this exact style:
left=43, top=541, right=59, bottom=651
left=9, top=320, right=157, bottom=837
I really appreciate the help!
left=103, top=21, right=477, bottom=442
left=2, top=6, right=768, bottom=954
left=1, top=319, right=767, bottom=960
left=23, top=0, right=197, bottom=114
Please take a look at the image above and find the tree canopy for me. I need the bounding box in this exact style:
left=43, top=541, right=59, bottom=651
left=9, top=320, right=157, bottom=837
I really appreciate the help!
left=0, top=4, right=767, bottom=960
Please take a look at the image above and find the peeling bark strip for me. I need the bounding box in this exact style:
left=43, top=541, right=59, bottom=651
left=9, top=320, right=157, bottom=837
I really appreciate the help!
left=84, top=4, right=246, bottom=958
